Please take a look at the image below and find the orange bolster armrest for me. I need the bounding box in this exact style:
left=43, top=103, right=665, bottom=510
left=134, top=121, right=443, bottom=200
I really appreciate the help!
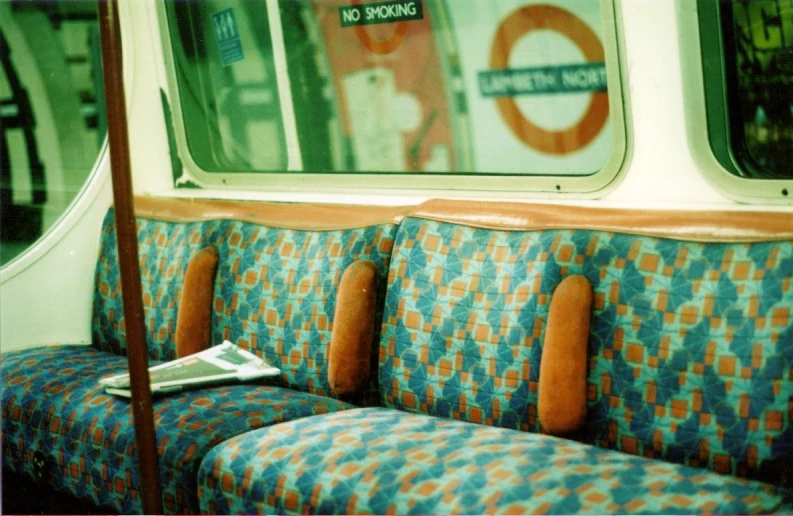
left=176, top=246, right=220, bottom=358
left=328, top=260, right=380, bottom=397
left=538, top=274, right=593, bottom=436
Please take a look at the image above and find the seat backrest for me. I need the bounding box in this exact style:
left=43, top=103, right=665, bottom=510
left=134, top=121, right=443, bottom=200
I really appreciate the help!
left=150, top=199, right=405, bottom=397
left=566, top=230, right=793, bottom=485
left=381, top=199, right=793, bottom=485
left=92, top=198, right=404, bottom=398
left=210, top=223, right=400, bottom=397
left=91, top=207, right=217, bottom=361
left=379, top=216, right=555, bottom=432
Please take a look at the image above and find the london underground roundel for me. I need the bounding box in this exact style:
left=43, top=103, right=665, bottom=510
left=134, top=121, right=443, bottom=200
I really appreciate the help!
left=487, top=4, right=609, bottom=155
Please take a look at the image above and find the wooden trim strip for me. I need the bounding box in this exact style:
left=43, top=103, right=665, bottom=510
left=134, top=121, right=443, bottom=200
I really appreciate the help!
left=411, top=199, right=793, bottom=243
left=134, top=196, right=409, bottom=230
left=99, top=1, right=163, bottom=513
left=132, top=197, right=793, bottom=243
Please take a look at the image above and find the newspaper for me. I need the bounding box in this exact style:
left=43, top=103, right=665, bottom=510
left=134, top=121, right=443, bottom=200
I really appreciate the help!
left=99, top=341, right=280, bottom=397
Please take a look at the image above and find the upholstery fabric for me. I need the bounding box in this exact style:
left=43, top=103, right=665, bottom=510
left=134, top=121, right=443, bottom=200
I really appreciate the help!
left=547, top=230, right=793, bottom=484
left=380, top=218, right=551, bottom=431
left=380, top=218, right=793, bottom=483
left=92, top=210, right=218, bottom=361
left=1, top=346, right=352, bottom=514
left=197, top=407, right=793, bottom=515
left=93, top=209, right=398, bottom=397
left=211, top=220, right=397, bottom=397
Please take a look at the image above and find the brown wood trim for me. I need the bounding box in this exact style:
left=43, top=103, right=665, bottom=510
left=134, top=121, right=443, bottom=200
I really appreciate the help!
left=99, top=1, right=163, bottom=513
left=132, top=196, right=793, bottom=242
left=411, top=199, right=793, bottom=243
left=134, top=196, right=409, bottom=230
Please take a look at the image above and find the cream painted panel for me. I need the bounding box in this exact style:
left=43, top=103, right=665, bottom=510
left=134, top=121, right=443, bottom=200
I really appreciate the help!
left=124, top=0, right=173, bottom=196
left=0, top=163, right=112, bottom=352
left=601, top=0, right=725, bottom=205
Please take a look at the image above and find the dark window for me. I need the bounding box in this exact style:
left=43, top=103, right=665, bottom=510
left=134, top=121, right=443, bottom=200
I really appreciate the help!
left=701, top=0, right=793, bottom=180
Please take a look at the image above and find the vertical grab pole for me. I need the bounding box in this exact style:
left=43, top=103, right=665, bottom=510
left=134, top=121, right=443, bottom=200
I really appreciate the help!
left=97, top=0, right=163, bottom=513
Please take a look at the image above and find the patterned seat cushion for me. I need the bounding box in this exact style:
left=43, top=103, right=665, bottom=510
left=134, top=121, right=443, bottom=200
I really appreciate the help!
left=546, top=230, right=793, bottom=484
left=379, top=219, right=551, bottom=431
left=197, top=407, right=793, bottom=515
left=2, top=346, right=352, bottom=514
left=210, top=219, right=398, bottom=397
left=92, top=210, right=220, bottom=361
left=380, top=217, right=793, bottom=483
left=92, top=207, right=399, bottom=398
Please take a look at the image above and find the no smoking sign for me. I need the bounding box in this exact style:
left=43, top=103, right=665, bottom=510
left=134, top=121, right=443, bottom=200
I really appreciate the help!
left=339, top=0, right=423, bottom=55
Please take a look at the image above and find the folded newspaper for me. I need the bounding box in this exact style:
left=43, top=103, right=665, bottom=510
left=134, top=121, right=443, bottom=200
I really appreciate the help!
left=99, top=341, right=281, bottom=397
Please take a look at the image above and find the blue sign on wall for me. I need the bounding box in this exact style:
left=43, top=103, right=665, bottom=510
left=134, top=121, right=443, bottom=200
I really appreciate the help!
left=212, top=8, right=244, bottom=67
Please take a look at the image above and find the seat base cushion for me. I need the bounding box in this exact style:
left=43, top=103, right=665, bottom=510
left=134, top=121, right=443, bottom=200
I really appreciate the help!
left=2, top=346, right=352, bottom=514
left=198, top=407, right=793, bottom=515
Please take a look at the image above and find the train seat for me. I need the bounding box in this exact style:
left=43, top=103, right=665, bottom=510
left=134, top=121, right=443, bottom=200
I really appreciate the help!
left=196, top=200, right=793, bottom=513
left=197, top=407, right=792, bottom=514
left=403, top=200, right=793, bottom=486
left=1, top=197, right=404, bottom=514
left=2, top=346, right=351, bottom=513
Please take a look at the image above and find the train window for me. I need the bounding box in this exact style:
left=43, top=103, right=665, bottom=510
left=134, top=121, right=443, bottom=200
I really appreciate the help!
left=1, top=0, right=105, bottom=265
left=164, top=0, right=289, bottom=171
left=162, top=0, right=627, bottom=191
left=700, top=0, right=793, bottom=182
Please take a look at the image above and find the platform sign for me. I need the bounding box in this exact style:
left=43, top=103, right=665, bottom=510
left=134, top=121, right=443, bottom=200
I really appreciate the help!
left=212, top=8, right=244, bottom=67
left=445, top=0, right=612, bottom=175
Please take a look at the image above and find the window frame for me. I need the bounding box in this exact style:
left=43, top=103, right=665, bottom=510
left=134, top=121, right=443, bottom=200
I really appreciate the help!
left=692, top=0, right=793, bottom=203
left=157, top=0, right=630, bottom=197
